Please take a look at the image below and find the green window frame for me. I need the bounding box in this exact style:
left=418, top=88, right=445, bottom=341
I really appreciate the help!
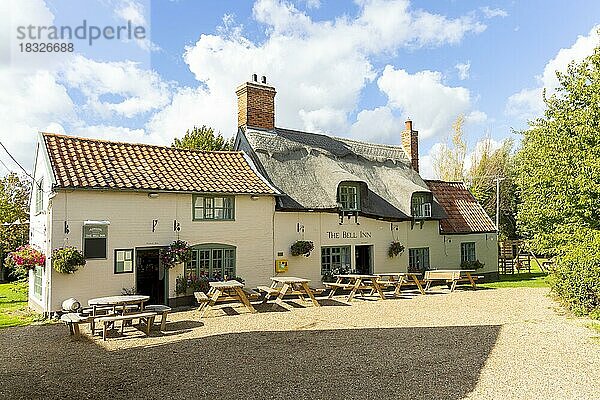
left=408, top=247, right=430, bottom=272
left=33, top=266, right=42, bottom=299
left=321, top=246, right=351, bottom=276
left=461, top=242, right=476, bottom=263
left=338, top=183, right=360, bottom=211
left=35, top=178, right=43, bottom=214
left=192, top=195, right=235, bottom=220
left=186, top=245, right=236, bottom=280
left=114, top=249, right=134, bottom=274
left=411, top=192, right=432, bottom=218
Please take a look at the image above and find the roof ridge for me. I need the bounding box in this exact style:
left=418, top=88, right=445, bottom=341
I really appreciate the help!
left=41, top=132, right=241, bottom=155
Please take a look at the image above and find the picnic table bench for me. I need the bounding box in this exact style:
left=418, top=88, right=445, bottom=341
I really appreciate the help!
left=96, top=311, right=156, bottom=341
left=375, top=272, right=426, bottom=296
left=60, top=313, right=89, bottom=336
left=324, top=274, right=386, bottom=302
left=195, top=280, right=257, bottom=318
left=144, top=304, right=172, bottom=331
left=258, top=277, right=321, bottom=307
left=423, top=269, right=479, bottom=292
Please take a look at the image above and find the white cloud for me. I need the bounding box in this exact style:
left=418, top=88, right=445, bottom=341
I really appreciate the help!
left=350, top=106, right=402, bottom=143
left=377, top=65, right=478, bottom=139
left=304, top=0, right=321, bottom=9
left=61, top=55, right=172, bottom=118
left=506, top=25, right=600, bottom=121
left=480, top=6, right=508, bottom=19
left=455, top=61, right=471, bottom=80
left=114, top=0, right=160, bottom=51
left=181, top=0, right=487, bottom=136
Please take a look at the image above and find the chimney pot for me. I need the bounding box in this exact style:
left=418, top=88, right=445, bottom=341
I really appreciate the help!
left=252, top=73, right=258, bottom=82
left=261, top=75, right=267, bottom=84
left=401, top=120, right=419, bottom=172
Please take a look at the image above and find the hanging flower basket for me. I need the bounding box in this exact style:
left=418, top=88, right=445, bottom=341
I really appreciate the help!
left=460, top=259, right=485, bottom=270
left=160, top=240, right=192, bottom=269
left=290, top=240, right=314, bottom=257
left=9, top=245, right=46, bottom=270
left=388, top=241, right=405, bottom=258
left=52, top=247, right=86, bottom=274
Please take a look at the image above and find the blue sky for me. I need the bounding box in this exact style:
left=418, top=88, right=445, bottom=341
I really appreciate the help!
left=1, top=0, right=599, bottom=178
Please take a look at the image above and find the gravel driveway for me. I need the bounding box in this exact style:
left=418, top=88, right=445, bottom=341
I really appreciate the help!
left=1, top=287, right=598, bottom=399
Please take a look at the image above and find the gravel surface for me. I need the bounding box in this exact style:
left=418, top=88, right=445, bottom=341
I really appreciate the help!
left=1, top=287, right=599, bottom=399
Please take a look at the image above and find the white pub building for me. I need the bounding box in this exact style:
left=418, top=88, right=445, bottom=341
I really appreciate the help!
left=29, top=77, right=498, bottom=313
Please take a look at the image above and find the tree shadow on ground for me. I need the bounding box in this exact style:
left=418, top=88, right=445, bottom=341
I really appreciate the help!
left=0, top=323, right=501, bottom=400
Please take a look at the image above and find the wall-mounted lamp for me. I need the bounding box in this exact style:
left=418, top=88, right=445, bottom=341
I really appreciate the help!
left=148, top=193, right=159, bottom=199
left=251, top=195, right=260, bottom=200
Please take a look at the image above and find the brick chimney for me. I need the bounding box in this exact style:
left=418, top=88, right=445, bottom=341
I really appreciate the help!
left=401, top=119, right=419, bottom=172
left=236, top=75, right=276, bottom=130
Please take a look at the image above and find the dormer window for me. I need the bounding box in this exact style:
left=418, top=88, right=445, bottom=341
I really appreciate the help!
left=338, top=182, right=360, bottom=211
left=411, top=192, right=432, bottom=218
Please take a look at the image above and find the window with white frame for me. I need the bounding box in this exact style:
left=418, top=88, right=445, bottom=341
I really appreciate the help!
left=33, top=266, right=42, bottom=299
left=193, top=195, right=235, bottom=220
left=411, top=192, right=432, bottom=218
left=461, top=242, right=476, bottom=262
left=35, top=178, right=43, bottom=214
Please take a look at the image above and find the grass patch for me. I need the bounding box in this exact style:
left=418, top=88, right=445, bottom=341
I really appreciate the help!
left=588, top=322, right=600, bottom=334
left=0, top=281, right=43, bottom=328
left=480, top=259, right=549, bottom=289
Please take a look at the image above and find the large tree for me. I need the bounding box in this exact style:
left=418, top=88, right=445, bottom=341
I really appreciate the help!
left=432, top=114, right=467, bottom=181
left=467, top=138, right=519, bottom=240
left=517, top=44, right=600, bottom=254
left=0, top=173, right=30, bottom=256
left=172, top=125, right=233, bottom=151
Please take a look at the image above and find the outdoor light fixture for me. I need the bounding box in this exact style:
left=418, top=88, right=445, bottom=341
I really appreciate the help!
left=251, top=195, right=260, bottom=200
left=148, top=193, right=159, bottom=198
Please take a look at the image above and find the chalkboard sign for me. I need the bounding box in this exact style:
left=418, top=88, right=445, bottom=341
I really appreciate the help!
left=83, top=225, right=108, bottom=259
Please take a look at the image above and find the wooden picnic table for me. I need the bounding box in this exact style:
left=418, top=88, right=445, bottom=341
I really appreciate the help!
left=87, top=295, right=150, bottom=334
left=324, top=274, right=385, bottom=302
left=259, top=276, right=320, bottom=307
left=375, top=272, right=426, bottom=296
left=423, top=269, right=478, bottom=292
left=197, top=280, right=257, bottom=318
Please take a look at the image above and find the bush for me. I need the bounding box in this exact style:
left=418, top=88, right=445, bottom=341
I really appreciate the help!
left=52, top=247, right=86, bottom=274
left=290, top=240, right=314, bottom=257
left=547, top=229, right=600, bottom=316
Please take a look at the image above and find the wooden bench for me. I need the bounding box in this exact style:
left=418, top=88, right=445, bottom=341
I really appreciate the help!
left=60, top=313, right=89, bottom=336
left=194, top=292, right=210, bottom=304
left=144, top=304, right=172, bottom=331
left=257, top=285, right=281, bottom=297
left=243, top=288, right=261, bottom=301
left=323, top=282, right=355, bottom=290
left=96, top=312, right=156, bottom=341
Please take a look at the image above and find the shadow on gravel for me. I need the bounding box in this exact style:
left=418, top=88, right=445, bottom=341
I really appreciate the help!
left=0, top=323, right=500, bottom=400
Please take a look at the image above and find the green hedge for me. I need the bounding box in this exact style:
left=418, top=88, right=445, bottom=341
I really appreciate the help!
left=549, top=229, right=600, bottom=318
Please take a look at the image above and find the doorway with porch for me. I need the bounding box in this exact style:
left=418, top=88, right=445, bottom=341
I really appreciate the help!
left=355, top=245, right=373, bottom=275
left=136, top=248, right=166, bottom=304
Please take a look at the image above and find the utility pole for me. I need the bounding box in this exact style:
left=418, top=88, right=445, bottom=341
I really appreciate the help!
left=494, top=177, right=506, bottom=232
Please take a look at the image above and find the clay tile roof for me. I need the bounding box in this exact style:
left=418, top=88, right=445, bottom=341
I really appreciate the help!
left=425, top=180, right=496, bottom=234
left=42, top=133, right=277, bottom=195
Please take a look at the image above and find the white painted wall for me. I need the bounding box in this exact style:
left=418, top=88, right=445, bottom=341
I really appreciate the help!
left=42, top=190, right=275, bottom=311
left=273, top=212, right=497, bottom=286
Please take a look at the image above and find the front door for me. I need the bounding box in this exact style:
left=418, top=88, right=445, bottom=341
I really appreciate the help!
left=355, top=245, right=372, bottom=275
left=136, top=248, right=165, bottom=304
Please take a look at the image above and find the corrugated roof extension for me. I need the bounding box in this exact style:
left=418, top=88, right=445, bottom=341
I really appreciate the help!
left=42, top=133, right=277, bottom=195
left=425, top=180, right=497, bottom=234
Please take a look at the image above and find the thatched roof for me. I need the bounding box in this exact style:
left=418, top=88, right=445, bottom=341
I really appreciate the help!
left=236, top=127, right=445, bottom=221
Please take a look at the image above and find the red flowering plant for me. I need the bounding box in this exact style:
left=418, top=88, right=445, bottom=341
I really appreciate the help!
left=10, top=245, right=46, bottom=270
left=160, top=240, right=192, bottom=269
